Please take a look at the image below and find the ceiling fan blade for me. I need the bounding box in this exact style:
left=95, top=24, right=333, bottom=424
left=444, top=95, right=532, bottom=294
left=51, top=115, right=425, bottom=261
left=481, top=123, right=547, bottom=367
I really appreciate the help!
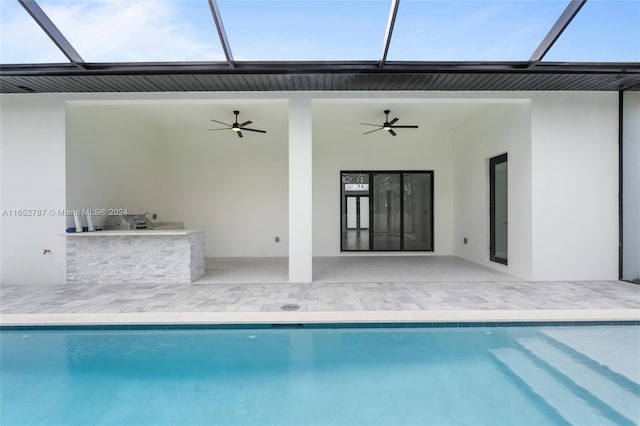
left=210, top=119, right=231, bottom=126
left=237, top=131, right=243, bottom=138
left=361, top=122, right=381, bottom=127
left=240, top=120, right=253, bottom=127
left=363, top=128, right=383, bottom=135
left=242, top=127, right=267, bottom=133
left=209, top=127, right=230, bottom=131
left=389, top=117, right=399, bottom=125
left=390, top=125, right=419, bottom=128
left=388, top=129, right=397, bottom=136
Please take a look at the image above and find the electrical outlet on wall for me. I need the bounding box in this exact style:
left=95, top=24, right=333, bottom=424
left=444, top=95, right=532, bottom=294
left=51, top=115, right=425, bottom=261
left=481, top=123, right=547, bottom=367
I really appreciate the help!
left=463, top=238, right=468, bottom=244
left=275, top=236, right=280, bottom=243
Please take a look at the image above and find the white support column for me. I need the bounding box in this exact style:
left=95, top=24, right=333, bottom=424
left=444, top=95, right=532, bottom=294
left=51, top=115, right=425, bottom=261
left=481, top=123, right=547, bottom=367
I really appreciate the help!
left=288, top=95, right=313, bottom=283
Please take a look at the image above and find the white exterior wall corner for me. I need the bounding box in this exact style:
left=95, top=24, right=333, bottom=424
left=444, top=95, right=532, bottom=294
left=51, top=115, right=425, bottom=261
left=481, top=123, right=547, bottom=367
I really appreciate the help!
left=623, top=92, right=640, bottom=281
left=530, top=92, right=619, bottom=281
left=1, top=94, right=67, bottom=284
left=451, top=103, right=533, bottom=280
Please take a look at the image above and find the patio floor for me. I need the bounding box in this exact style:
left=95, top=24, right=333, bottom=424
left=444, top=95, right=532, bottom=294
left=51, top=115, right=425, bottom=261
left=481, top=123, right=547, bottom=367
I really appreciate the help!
left=1, top=278, right=638, bottom=326
left=198, top=255, right=520, bottom=284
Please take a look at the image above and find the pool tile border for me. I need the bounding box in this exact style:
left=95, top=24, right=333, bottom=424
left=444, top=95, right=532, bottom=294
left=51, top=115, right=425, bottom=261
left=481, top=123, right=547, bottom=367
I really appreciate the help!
left=1, top=320, right=638, bottom=331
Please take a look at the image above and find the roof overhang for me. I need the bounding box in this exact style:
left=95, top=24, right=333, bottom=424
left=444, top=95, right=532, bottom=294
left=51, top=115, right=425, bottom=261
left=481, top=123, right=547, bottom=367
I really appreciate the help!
left=2, top=61, right=639, bottom=93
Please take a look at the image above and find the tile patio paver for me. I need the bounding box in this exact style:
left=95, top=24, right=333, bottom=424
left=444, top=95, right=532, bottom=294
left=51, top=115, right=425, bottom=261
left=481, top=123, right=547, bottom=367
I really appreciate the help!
left=1, top=280, right=638, bottom=316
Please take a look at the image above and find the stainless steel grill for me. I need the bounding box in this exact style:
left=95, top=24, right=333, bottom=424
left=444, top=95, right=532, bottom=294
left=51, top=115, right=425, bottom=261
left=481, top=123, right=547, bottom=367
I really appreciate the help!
left=104, top=214, right=152, bottom=230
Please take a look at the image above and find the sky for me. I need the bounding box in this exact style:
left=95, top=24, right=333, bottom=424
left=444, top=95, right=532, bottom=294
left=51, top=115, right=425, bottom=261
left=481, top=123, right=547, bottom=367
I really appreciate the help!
left=0, top=0, right=638, bottom=64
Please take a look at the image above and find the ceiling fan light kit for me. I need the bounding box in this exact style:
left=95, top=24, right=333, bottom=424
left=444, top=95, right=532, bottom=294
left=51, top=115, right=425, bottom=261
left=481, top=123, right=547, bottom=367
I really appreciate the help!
left=209, top=110, right=267, bottom=138
left=361, top=109, right=419, bottom=136
left=210, top=109, right=416, bottom=138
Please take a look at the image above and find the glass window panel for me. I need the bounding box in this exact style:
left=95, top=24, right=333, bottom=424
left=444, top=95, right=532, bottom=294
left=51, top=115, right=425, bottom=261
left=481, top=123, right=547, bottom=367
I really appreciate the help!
left=544, top=0, right=640, bottom=62
left=342, top=173, right=370, bottom=251
left=37, top=0, right=225, bottom=62
left=217, top=0, right=389, bottom=60
left=360, top=196, right=369, bottom=229
left=403, top=173, right=432, bottom=251
left=372, top=173, right=401, bottom=250
left=493, top=162, right=508, bottom=260
left=346, top=197, right=358, bottom=229
left=0, top=0, right=69, bottom=64
left=388, top=0, right=570, bottom=61
left=490, top=154, right=508, bottom=265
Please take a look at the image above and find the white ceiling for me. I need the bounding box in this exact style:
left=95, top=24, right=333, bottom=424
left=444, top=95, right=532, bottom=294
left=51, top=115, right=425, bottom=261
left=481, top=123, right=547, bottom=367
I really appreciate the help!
left=68, top=99, right=513, bottom=136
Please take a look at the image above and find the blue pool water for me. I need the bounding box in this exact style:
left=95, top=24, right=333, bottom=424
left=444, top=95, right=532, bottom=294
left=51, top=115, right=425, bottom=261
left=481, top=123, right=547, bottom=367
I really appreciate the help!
left=1, top=325, right=638, bottom=426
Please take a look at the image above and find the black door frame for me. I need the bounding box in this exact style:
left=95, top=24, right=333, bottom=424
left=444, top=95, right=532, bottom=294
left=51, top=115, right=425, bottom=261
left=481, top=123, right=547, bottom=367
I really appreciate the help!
left=340, top=170, right=434, bottom=252
left=489, top=154, right=508, bottom=265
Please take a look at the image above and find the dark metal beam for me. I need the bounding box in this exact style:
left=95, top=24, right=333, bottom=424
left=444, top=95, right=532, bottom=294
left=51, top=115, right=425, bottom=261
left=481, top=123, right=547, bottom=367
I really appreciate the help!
left=18, top=0, right=84, bottom=65
left=208, top=0, right=235, bottom=68
left=379, top=0, right=400, bottom=67
left=618, top=90, right=624, bottom=280
left=529, top=0, right=587, bottom=63
left=2, top=60, right=639, bottom=77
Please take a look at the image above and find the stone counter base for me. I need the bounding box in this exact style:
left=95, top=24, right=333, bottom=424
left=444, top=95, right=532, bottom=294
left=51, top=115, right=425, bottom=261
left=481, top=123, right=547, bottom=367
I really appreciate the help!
left=67, top=233, right=205, bottom=284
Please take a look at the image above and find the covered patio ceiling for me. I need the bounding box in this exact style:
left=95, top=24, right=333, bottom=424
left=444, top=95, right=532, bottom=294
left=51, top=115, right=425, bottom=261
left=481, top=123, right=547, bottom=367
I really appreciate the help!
left=1, top=0, right=639, bottom=93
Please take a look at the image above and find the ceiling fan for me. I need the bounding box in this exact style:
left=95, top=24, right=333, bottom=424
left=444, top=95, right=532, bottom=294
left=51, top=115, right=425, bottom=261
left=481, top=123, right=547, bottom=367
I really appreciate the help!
left=361, top=109, right=419, bottom=136
left=209, top=110, right=266, bottom=138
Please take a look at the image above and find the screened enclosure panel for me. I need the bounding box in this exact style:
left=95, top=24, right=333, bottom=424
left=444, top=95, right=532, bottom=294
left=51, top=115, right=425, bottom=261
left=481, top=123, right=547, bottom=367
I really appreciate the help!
left=217, top=0, right=389, bottom=60
left=0, top=0, right=69, bottom=64
left=388, top=0, right=570, bottom=61
left=2, top=0, right=638, bottom=65
left=543, top=0, right=640, bottom=62
left=37, top=0, right=225, bottom=62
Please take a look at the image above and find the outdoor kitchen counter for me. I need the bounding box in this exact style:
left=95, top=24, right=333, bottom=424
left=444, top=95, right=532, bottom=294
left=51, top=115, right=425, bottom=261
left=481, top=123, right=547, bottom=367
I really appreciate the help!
left=65, top=229, right=204, bottom=237
left=66, top=230, right=205, bottom=284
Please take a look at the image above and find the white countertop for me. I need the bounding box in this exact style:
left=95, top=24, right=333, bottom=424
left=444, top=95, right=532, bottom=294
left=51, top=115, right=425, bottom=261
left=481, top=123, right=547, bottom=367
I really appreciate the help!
left=65, top=229, right=205, bottom=237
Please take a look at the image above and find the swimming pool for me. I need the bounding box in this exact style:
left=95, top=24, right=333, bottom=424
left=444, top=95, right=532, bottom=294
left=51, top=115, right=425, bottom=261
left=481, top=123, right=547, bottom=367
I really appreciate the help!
left=1, top=324, right=638, bottom=425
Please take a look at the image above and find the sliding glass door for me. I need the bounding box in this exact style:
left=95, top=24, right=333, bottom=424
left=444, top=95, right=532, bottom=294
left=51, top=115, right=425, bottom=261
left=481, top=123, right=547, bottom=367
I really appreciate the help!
left=403, top=172, right=433, bottom=251
left=490, top=154, right=508, bottom=265
left=372, top=173, right=402, bottom=250
left=341, top=171, right=433, bottom=252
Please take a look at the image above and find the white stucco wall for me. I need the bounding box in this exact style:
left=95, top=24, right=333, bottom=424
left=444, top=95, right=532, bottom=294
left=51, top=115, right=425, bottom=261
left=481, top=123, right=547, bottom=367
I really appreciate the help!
left=530, top=92, right=619, bottom=281
left=623, top=92, right=640, bottom=281
left=158, top=106, right=288, bottom=258
left=312, top=100, right=456, bottom=257
left=66, top=104, right=162, bottom=227
left=1, top=95, right=67, bottom=284
left=450, top=103, right=532, bottom=279
left=1, top=93, right=291, bottom=284
left=67, top=102, right=289, bottom=258
left=0, top=91, right=622, bottom=284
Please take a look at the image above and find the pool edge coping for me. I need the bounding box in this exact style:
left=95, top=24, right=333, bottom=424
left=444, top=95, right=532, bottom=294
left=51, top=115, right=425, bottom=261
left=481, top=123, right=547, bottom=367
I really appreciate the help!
left=1, top=309, right=638, bottom=327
